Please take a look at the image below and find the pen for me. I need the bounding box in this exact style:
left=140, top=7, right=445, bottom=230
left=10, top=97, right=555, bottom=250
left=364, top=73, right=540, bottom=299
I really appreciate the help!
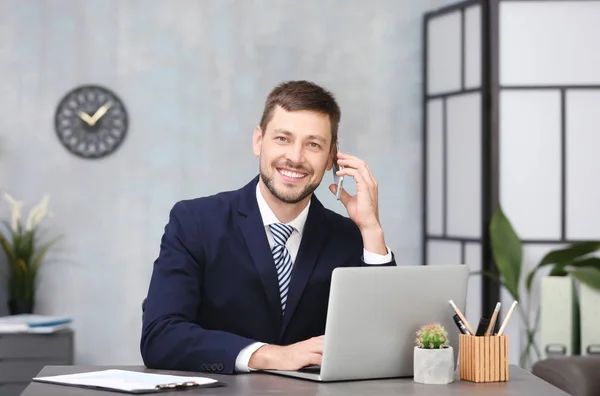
left=485, top=302, right=501, bottom=336
left=497, top=300, right=518, bottom=335
left=453, top=314, right=471, bottom=335
left=475, top=316, right=490, bottom=336
left=449, top=300, right=475, bottom=335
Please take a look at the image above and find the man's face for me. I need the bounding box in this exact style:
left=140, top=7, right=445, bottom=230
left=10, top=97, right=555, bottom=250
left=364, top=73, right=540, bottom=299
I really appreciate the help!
left=253, top=106, right=334, bottom=204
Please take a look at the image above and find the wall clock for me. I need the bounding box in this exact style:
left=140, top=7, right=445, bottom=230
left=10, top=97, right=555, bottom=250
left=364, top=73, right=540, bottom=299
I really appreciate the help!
left=54, top=85, right=128, bottom=159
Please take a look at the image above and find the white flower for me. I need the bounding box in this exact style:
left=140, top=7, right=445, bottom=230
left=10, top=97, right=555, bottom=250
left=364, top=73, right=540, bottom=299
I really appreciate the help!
left=25, top=194, right=51, bottom=231
left=3, top=193, right=23, bottom=232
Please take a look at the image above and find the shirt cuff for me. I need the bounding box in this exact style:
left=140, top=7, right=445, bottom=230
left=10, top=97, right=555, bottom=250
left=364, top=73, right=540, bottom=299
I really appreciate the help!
left=363, top=246, right=393, bottom=264
left=235, top=342, right=266, bottom=373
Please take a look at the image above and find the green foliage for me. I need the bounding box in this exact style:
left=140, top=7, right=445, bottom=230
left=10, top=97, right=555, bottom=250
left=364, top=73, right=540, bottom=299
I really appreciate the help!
left=0, top=192, right=62, bottom=305
left=487, top=205, right=600, bottom=301
left=415, top=323, right=449, bottom=349
left=490, top=205, right=522, bottom=301
left=526, top=242, right=600, bottom=291
left=475, top=204, right=600, bottom=368
left=0, top=220, right=61, bottom=302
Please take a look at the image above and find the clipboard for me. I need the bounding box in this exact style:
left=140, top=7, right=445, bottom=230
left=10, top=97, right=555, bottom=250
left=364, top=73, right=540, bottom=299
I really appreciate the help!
left=32, top=369, right=225, bottom=394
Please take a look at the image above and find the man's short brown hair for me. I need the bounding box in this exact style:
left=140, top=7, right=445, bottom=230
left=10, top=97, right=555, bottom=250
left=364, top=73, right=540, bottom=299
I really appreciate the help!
left=259, top=80, right=341, bottom=150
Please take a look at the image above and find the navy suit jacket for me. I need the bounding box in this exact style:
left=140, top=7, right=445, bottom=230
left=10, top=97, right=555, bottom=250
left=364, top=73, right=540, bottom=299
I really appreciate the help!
left=140, top=176, right=396, bottom=374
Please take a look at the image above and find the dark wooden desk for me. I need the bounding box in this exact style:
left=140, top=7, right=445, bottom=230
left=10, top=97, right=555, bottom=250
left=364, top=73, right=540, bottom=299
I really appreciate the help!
left=22, top=365, right=568, bottom=396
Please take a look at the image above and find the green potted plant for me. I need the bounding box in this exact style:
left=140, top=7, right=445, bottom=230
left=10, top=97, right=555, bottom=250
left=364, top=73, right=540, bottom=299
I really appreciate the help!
left=0, top=192, right=61, bottom=315
left=413, top=323, right=454, bottom=384
left=476, top=204, right=600, bottom=368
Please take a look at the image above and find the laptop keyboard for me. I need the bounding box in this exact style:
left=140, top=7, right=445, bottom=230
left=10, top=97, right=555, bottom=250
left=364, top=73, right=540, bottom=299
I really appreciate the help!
left=299, top=365, right=321, bottom=373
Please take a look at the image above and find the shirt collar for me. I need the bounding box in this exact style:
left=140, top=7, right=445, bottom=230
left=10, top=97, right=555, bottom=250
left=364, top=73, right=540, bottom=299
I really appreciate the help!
left=256, top=181, right=310, bottom=235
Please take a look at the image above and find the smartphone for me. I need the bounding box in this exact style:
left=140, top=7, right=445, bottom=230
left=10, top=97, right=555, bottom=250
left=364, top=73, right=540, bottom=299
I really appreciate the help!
left=332, top=143, right=344, bottom=200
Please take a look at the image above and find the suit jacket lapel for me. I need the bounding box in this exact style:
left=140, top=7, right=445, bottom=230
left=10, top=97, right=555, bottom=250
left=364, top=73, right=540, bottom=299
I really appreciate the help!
left=237, top=177, right=282, bottom=328
left=280, top=196, right=328, bottom=336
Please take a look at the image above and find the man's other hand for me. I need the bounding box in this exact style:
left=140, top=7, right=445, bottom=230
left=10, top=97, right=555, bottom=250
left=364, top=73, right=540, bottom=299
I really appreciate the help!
left=248, top=336, right=324, bottom=371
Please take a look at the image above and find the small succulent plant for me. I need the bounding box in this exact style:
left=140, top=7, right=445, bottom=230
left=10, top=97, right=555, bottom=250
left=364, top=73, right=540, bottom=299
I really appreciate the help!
left=415, top=323, right=449, bottom=349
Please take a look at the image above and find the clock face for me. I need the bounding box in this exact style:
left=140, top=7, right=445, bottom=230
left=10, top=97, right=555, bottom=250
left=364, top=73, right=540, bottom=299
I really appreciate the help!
left=54, top=85, right=128, bottom=159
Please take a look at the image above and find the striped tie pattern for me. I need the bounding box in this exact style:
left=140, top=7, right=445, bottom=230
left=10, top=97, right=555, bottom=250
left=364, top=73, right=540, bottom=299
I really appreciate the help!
left=269, top=223, right=295, bottom=312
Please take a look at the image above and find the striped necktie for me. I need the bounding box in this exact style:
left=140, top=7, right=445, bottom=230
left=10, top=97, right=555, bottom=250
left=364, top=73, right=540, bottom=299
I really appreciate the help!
left=269, top=223, right=295, bottom=312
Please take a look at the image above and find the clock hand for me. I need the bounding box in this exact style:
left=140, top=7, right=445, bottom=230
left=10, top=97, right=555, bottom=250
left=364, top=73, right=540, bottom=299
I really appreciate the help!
left=90, top=101, right=112, bottom=126
left=78, top=111, right=94, bottom=126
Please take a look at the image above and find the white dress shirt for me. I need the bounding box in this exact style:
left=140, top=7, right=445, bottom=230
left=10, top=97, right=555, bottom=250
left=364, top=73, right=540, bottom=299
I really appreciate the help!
left=234, top=183, right=393, bottom=372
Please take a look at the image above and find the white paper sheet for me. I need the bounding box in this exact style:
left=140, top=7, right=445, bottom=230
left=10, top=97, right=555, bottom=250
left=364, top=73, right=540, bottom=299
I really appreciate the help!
left=33, top=369, right=218, bottom=392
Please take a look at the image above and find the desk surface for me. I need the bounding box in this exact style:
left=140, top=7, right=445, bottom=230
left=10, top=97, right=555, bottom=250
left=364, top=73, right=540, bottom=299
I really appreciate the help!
left=22, top=365, right=568, bottom=396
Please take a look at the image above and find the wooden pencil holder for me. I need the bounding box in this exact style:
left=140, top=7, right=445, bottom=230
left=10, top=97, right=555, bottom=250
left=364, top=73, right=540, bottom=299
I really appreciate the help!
left=459, top=334, right=509, bottom=383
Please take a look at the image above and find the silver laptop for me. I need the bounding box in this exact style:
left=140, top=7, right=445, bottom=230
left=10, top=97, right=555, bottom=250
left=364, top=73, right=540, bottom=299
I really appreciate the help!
left=262, top=264, right=469, bottom=382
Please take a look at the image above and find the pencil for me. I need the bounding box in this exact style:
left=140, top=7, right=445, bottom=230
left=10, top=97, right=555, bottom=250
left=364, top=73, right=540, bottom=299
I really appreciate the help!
left=484, top=302, right=501, bottom=336
left=497, top=301, right=518, bottom=335
left=449, top=300, right=475, bottom=335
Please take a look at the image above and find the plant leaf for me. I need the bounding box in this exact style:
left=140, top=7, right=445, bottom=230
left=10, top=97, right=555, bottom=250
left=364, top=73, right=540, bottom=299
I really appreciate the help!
left=525, top=271, right=536, bottom=294
left=14, top=258, right=27, bottom=274
left=31, top=235, right=62, bottom=272
left=569, top=256, right=600, bottom=270
left=526, top=242, right=600, bottom=292
left=540, top=242, right=600, bottom=266
left=489, top=205, right=522, bottom=301
left=548, top=266, right=568, bottom=276
left=0, top=233, right=16, bottom=262
left=567, top=267, right=600, bottom=291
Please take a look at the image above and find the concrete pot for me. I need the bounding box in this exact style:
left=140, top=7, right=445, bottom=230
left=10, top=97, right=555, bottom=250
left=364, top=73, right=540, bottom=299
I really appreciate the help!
left=413, top=346, right=455, bottom=384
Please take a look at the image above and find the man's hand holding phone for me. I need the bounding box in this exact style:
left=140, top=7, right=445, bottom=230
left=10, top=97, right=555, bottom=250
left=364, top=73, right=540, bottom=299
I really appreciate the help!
left=328, top=151, right=387, bottom=256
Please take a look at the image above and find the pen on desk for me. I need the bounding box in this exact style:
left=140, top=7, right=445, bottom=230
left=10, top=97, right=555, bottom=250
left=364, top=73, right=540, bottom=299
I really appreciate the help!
left=485, top=302, right=501, bottom=336
left=453, top=314, right=471, bottom=335
left=497, top=300, right=518, bottom=335
left=449, top=300, right=475, bottom=335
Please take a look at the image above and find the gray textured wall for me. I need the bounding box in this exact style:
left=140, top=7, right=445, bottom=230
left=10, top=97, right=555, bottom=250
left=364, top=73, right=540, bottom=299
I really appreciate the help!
left=0, top=0, right=458, bottom=364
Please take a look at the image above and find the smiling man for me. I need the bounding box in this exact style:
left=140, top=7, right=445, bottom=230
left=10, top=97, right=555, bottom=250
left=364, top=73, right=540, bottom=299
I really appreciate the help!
left=141, top=80, right=396, bottom=375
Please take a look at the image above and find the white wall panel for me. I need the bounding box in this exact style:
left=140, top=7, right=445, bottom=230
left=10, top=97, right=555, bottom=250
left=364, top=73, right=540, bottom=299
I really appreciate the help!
left=500, top=1, right=600, bottom=86
left=566, top=90, right=600, bottom=240
left=427, top=240, right=461, bottom=266
left=427, top=11, right=462, bottom=94
left=500, top=90, right=561, bottom=240
left=427, top=99, right=444, bottom=235
left=446, top=93, right=481, bottom=238
left=464, top=242, right=482, bottom=330
left=464, top=5, right=481, bottom=89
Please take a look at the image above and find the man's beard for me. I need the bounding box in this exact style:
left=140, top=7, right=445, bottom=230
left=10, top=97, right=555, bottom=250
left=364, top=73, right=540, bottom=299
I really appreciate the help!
left=260, top=167, right=319, bottom=204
